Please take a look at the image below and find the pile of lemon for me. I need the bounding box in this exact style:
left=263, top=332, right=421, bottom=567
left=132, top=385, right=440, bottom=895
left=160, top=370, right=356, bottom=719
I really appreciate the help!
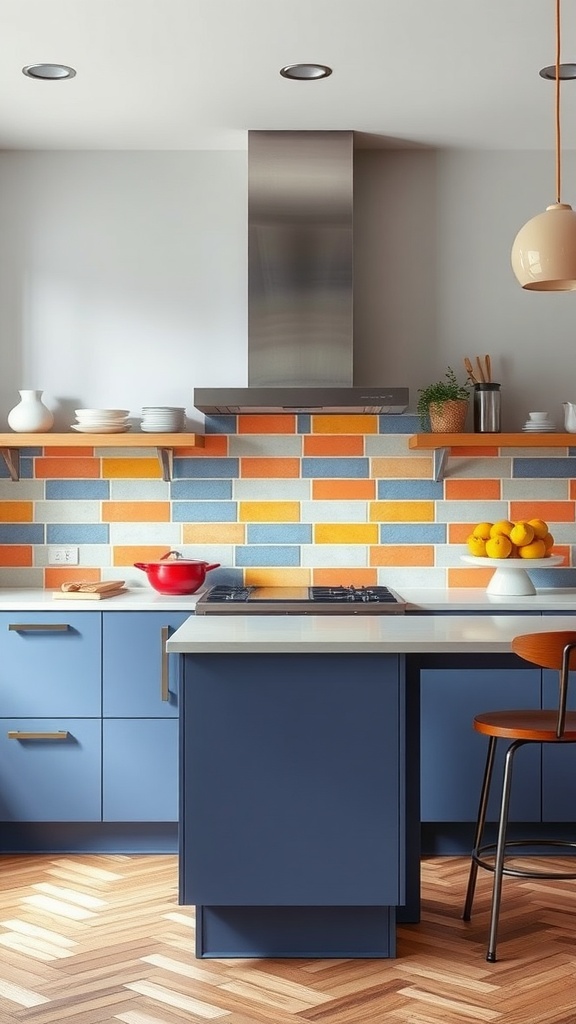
left=466, top=519, right=554, bottom=559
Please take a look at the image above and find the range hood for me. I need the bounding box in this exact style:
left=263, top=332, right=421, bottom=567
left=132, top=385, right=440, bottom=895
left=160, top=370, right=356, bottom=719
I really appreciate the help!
left=194, top=131, right=408, bottom=415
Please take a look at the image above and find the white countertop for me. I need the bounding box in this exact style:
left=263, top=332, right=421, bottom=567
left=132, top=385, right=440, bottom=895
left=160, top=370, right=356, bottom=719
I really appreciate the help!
left=401, top=587, right=576, bottom=611
left=166, top=612, right=576, bottom=655
left=0, top=587, right=203, bottom=611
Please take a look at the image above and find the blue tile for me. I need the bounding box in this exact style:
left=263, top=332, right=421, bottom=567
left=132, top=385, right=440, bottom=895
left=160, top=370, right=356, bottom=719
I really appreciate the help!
left=378, top=414, right=420, bottom=434
left=247, top=524, right=312, bottom=544
left=0, top=455, right=33, bottom=479
left=301, top=457, right=369, bottom=479
left=47, top=524, right=109, bottom=544
left=172, top=501, right=237, bottom=522
left=377, top=479, right=443, bottom=499
left=235, top=546, right=301, bottom=566
left=204, top=415, right=237, bottom=434
left=171, top=479, right=232, bottom=499
left=0, top=524, right=44, bottom=543
left=380, top=523, right=446, bottom=544
left=173, top=458, right=239, bottom=479
left=513, top=458, right=575, bottom=478
left=297, top=414, right=311, bottom=434
left=528, top=567, right=576, bottom=588
left=46, top=480, right=110, bottom=499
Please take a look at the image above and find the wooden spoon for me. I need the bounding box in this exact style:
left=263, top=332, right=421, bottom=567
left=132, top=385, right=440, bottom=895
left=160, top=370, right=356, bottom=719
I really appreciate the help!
left=485, top=354, right=491, bottom=382
left=464, top=357, right=478, bottom=384
left=475, top=356, right=486, bottom=383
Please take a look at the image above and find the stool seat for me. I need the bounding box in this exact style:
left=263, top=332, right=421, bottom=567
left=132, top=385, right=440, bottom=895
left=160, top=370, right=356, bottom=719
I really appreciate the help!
left=474, top=709, right=576, bottom=741
left=463, top=630, right=576, bottom=962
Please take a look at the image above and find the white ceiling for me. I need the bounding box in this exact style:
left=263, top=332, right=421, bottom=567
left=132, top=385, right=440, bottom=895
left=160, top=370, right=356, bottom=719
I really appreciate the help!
left=2, top=0, right=576, bottom=151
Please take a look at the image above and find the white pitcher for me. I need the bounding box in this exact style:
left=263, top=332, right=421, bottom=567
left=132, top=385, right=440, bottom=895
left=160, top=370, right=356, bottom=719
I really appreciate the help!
left=563, top=402, right=576, bottom=433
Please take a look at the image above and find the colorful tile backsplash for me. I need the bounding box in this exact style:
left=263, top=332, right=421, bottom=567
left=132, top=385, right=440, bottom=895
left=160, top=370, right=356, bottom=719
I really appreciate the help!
left=1, top=414, right=576, bottom=590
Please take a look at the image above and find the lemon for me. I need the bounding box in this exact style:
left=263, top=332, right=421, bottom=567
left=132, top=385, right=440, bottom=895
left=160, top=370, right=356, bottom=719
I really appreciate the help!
left=472, top=522, right=493, bottom=540
left=489, top=520, right=514, bottom=539
left=485, top=534, right=513, bottom=559
left=543, top=532, right=555, bottom=552
left=509, top=521, right=535, bottom=547
left=527, top=518, right=549, bottom=540
left=466, top=534, right=487, bottom=556
left=518, top=538, right=546, bottom=559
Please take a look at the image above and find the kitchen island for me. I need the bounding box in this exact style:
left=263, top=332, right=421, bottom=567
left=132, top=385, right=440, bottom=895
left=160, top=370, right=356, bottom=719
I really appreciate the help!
left=167, top=611, right=576, bottom=958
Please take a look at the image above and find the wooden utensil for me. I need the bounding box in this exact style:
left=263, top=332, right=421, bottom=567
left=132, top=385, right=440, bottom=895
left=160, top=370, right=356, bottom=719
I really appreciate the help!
left=485, top=354, right=492, bottom=382
left=475, top=356, right=486, bottom=383
left=464, top=357, right=478, bottom=384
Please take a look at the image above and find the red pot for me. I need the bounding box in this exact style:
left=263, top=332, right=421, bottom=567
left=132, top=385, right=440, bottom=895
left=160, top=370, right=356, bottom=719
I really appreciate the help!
left=134, top=551, right=220, bottom=595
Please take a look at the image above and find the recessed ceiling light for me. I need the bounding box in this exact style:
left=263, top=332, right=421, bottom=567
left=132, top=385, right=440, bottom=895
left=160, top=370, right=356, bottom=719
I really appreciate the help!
left=279, top=63, right=332, bottom=81
left=539, top=62, right=576, bottom=80
left=22, top=63, right=76, bottom=80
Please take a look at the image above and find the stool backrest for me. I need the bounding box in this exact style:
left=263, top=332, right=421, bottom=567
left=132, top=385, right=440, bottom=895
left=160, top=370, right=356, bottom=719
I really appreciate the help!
left=512, top=631, right=576, bottom=738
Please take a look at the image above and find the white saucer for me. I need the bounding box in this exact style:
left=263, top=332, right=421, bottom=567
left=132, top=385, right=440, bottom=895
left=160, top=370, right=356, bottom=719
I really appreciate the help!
left=71, top=423, right=131, bottom=434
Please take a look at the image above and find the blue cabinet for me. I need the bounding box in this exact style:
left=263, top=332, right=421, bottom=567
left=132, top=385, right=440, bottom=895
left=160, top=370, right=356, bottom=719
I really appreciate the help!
left=103, top=612, right=187, bottom=717
left=419, top=655, right=541, bottom=823
left=103, top=719, right=179, bottom=821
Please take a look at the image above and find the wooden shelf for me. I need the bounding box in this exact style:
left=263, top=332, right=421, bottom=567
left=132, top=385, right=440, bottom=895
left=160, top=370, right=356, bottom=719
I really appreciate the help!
left=0, top=432, right=204, bottom=482
left=409, top=433, right=576, bottom=480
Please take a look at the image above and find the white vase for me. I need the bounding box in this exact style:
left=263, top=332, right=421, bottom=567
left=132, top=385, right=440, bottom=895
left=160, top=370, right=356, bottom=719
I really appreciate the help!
left=7, top=390, right=54, bottom=432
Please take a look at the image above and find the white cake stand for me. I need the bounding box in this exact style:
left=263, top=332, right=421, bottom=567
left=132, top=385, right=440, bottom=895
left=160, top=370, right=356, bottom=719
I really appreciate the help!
left=460, top=555, right=564, bottom=596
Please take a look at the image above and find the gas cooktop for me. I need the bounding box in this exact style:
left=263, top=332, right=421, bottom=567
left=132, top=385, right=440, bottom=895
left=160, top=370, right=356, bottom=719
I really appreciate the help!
left=195, top=585, right=406, bottom=615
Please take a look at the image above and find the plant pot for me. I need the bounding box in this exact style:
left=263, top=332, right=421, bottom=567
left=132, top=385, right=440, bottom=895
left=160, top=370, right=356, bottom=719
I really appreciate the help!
left=428, top=398, right=469, bottom=433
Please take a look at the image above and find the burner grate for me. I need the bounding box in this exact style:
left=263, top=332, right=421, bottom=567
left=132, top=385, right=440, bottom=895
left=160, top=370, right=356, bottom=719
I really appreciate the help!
left=310, top=586, right=398, bottom=604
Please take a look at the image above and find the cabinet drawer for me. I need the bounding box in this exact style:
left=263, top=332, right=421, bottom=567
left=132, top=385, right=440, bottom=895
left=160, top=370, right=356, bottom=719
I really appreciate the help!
left=0, top=718, right=101, bottom=821
left=103, top=612, right=189, bottom=717
left=103, top=719, right=178, bottom=821
left=0, top=612, right=101, bottom=717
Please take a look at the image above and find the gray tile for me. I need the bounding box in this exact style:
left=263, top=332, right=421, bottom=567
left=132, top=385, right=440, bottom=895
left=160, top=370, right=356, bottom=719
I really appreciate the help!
left=233, top=479, right=311, bottom=500
left=435, top=501, right=508, bottom=522
left=110, top=480, right=170, bottom=500
left=229, top=435, right=302, bottom=456
left=36, top=500, right=102, bottom=523
left=365, top=436, right=411, bottom=456
left=448, top=457, right=511, bottom=478
left=301, top=545, right=367, bottom=567
left=0, top=480, right=44, bottom=499
left=502, top=479, right=568, bottom=499
left=301, top=501, right=367, bottom=523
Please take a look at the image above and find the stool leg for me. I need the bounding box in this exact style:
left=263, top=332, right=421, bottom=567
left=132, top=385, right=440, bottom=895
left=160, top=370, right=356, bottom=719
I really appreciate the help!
left=463, top=735, right=497, bottom=921
left=486, top=740, right=522, bottom=963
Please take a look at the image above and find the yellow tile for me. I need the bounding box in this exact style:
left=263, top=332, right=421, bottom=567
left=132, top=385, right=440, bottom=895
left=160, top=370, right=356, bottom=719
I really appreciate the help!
left=311, top=414, right=377, bottom=434
left=245, top=568, right=311, bottom=586
left=183, top=523, right=246, bottom=544
left=371, top=456, right=433, bottom=478
left=102, top=458, right=161, bottom=479
left=369, top=501, right=434, bottom=522
left=0, top=501, right=33, bottom=522
left=314, top=523, right=378, bottom=544
left=239, top=502, right=300, bottom=522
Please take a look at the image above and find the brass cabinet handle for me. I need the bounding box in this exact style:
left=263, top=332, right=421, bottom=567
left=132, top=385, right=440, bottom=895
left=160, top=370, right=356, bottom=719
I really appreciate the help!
left=8, top=623, right=69, bottom=632
left=8, top=730, right=70, bottom=740
left=161, top=626, right=170, bottom=702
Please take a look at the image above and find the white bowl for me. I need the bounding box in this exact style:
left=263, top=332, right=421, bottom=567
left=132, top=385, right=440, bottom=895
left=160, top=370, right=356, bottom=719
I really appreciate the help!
left=75, top=408, right=130, bottom=420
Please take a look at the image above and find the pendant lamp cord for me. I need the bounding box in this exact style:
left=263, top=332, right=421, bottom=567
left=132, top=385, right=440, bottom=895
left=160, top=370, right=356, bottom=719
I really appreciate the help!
left=555, top=0, right=561, bottom=204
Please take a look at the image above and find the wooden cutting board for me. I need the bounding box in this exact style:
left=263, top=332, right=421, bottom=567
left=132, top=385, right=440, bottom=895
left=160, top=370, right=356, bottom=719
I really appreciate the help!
left=52, top=588, right=127, bottom=601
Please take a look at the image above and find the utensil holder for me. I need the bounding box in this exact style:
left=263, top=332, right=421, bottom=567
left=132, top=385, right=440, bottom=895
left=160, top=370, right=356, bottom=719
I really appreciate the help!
left=473, top=383, right=501, bottom=433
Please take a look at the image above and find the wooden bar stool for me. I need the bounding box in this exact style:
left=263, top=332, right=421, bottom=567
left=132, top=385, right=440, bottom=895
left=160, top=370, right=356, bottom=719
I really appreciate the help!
left=462, top=630, right=576, bottom=962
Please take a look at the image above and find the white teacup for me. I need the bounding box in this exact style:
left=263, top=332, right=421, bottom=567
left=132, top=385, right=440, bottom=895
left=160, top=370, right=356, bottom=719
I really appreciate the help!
left=528, top=411, right=549, bottom=422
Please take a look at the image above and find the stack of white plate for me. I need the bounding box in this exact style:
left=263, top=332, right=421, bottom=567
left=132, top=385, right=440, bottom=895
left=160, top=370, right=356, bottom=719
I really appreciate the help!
left=140, top=407, right=186, bottom=432
left=72, top=409, right=131, bottom=434
left=522, top=415, right=556, bottom=433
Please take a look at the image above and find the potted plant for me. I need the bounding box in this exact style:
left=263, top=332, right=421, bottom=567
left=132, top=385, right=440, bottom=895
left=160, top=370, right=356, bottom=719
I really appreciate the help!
left=417, top=367, right=471, bottom=432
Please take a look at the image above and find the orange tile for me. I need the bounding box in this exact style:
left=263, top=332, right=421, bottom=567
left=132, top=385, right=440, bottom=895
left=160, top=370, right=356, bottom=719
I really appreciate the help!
left=313, top=479, right=375, bottom=500
left=445, top=479, right=501, bottom=500
left=0, top=502, right=33, bottom=522
left=102, top=501, right=171, bottom=522
left=314, top=524, right=378, bottom=544
left=238, top=415, right=296, bottom=434
left=452, top=446, right=499, bottom=457
left=312, top=568, right=378, bottom=587
left=44, top=446, right=94, bottom=456
left=311, top=415, right=377, bottom=434
left=370, top=546, right=434, bottom=566
left=239, top=501, right=300, bottom=522
left=102, top=458, right=161, bottom=479
left=113, top=545, right=172, bottom=566
left=240, top=458, right=300, bottom=478
left=245, top=568, right=310, bottom=586
left=370, top=501, right=434, bottom=522
left=371, top=457, right=433, bottom=478
left=448, top=567, right=495, bottom=588
left=0, top=545, right=32, bottom=566
left=45, top=566, right=101, bottom=589
left=569, top=480, right=576, bottom=501
left=449, top=523, right=479, bottom=543
left=551, top=543, right=570, bottom=563
left=304, top=435, right=364, bottom=456
left=510, top=501, right=575, bottom=523
left=175, top=435, right=228, bottom=456
left=35, top=457, right=100, bottom=478
left=183, top=523, right=246, bottom=544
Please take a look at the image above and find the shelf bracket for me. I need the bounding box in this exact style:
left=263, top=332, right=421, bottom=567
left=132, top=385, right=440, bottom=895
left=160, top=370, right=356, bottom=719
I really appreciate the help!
left=433, top=446, right=450, bottom=482
left=157, top=447, right=173, bottom=482
left=1, top=447, right=20, bottom=482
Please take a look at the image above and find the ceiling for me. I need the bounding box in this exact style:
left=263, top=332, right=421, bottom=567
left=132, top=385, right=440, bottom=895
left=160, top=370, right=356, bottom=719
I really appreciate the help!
left=2, top=0, right=576, bottom=152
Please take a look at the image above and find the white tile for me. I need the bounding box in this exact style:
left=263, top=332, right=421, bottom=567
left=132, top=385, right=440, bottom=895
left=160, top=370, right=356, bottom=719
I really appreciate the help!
left=300, top=545, right=367, bottom=567
left=435, top=501, right=508, bottom=522
left=108, top=523, right=181, bottom=545
left=448, top=457, right=511, bottom=478
left=110, top=480, right=170, bottom=499
left=377, top=567, right=447, bottom=589
left=365, top=436, right=412, bottom=456
left=233, top=479, right=310, bottom=500
left=229, top=435, right=302, bottom=456
left=35, top=501, right=101, bottom=523
left=301, top=501, right=367, bottom=523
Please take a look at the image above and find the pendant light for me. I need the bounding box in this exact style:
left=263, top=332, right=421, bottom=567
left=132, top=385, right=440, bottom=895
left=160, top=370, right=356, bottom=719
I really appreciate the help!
left=511, top=0, right=576, bottom=290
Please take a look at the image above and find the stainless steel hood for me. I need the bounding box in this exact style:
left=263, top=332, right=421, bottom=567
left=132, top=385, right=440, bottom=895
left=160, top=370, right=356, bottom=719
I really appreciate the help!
left=194, top=131, right=408, bottom=415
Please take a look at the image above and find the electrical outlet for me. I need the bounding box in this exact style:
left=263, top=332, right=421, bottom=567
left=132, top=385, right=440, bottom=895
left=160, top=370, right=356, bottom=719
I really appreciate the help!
left=48, top=546, right=79, bottom=565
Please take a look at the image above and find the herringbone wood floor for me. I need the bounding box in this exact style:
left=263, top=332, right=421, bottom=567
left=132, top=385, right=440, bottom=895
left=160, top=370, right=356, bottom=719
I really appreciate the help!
left=0, top=854, right=575, bottom=1023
